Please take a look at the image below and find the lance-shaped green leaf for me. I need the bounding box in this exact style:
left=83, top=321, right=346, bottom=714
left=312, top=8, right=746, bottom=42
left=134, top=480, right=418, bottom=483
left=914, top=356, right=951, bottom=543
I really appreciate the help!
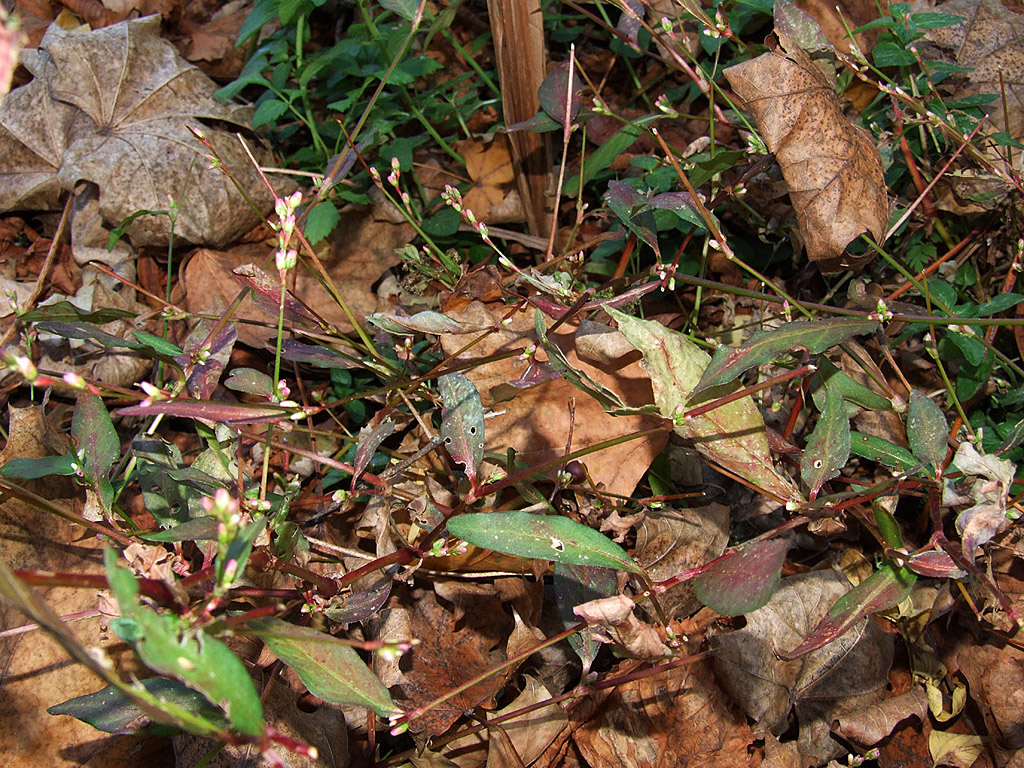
left=439, top=372, right=484, bottom=487
left=810, top=357, right=893, bottom=414
left=783, top=563, right=916, bottom=658
left=104, top=550, right=264, bottom=736
left=0, top=454, right=77, bottom=479
left=0, top=558, right=226, bottom=739
left=247, top=617, right=397, bottom=717
left=73, top=394, right=119, bottom=483
left=850, top=432, right=924, bottom=474
left=693, top=539, right=789, bottom=616
left=693, top=318, right=879, bottom=396
left=367, top=310, right=474, bottom=335
left=533, top=310, right=634, bottom=414
left=447, top=511, right=644, bottom=574
left=607, top=307, right=802, bottom=504
left=49, top=677, right=228, bottom=737
left=907, top=391, right=949, bottom=472
left=800, top=384, right=851, bottom=497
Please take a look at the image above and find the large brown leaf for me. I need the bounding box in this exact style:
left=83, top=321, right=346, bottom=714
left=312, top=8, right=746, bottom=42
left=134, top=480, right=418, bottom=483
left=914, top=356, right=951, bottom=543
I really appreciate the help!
left=0, top=16, right=280, bottom=247
left=724, top=37, right=888, bottom=270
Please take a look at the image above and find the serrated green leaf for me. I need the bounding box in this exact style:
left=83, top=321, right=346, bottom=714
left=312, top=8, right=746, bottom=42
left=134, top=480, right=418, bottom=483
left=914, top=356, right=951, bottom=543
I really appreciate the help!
left=247, top=617, right=397, bottom=716
left=607, top=307, right=802, bottom=504
left=104, top=550, right=264, bottom=736
left=447, top=511, right=643, bottom=573
left=439, top=372, right=484, bottom=486
left=800, top=384, right=851, bottom=496
left=693, top=539, right=789, bottom=616
left=907, top=390, right=949, bottom=471
left=694, top=318, right=879, bottom=396
left=303, top=201, right=340, bottom=245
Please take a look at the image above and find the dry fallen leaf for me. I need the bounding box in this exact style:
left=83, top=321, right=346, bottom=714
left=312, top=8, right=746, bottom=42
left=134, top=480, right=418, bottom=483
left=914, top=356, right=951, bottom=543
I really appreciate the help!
left=0, top=15, right=281, bottom=247
left=438, top=301, right=668, bottom=500
left=454, top=135, right=520, bottom=224
left=573, top=655, right=758, bottom=768
left=573, top=594, right=671, bottom=661
left=711, top=569, right=894, bottom=764
left=724, top=35, right=888, bottom=270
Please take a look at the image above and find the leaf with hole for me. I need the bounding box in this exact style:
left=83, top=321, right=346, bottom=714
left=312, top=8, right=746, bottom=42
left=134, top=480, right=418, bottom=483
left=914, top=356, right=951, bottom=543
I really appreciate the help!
left=439, top=372, right=485, bottom=487
left=907, top=390, right=949, bottom=472
left=693, top=539, right=789, bottom=616
left=247, top=617, right=397, bottom=716
left=784, top=563, right=916, bottom=658
left=447, top=511, right=643, bottom=574
left=693, top=318, right=879, bottom=396
left=800, top=383, right=851, bottom=497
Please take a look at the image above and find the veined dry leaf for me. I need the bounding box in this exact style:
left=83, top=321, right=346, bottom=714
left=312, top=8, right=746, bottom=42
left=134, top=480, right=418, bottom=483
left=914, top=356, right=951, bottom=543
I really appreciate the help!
left=0, top=16, right=282, bottom=247
left=454, top=136, right=517, bottom=224
left=573, top=656, right=758, bottom=768
left=573, top=594, right=672, bottom=661
left=711, top=570, right=893, bottom=764
left=832, top=686, right=929, bottom=747
left=724, top=35, right=888, bottom=270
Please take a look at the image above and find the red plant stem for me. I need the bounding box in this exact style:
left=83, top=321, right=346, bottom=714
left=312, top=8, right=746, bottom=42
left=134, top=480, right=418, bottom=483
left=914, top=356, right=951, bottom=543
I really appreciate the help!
left=888, top=226, right=980, bottom=301
left=681, top=364, right=815, bottom=421
left=0, top=478, right=134, bottom=547
left=13, top=570, right=182, bottom=610
left=898, top=132, right=937, bottom=217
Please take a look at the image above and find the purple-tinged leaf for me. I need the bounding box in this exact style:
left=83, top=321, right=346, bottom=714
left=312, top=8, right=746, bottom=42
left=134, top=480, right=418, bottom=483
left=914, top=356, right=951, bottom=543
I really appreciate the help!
left=648, top=191, right=703, bottom=227
left=367, top=310, right=474, bottom=335
left=502, top=111, right=561, bottom=134
left=280, top=339, right=357, bottom=370
left=439, top=372, right=484, bottom=486
left=73, top=394, right=119, bottom=482
left=615, top=1, right=644, bottom=47
left=604, top=180, right=659, bottom=257
left=998, top=415, right=1024, bottom=455
left=538, top=61, right=581, bottom=126
left=247, top=617, right=397, bottom=716
left=352, top=416, right=394, bottom=490
left=322, top=576, right=392, bottom=624
left=800, top=384, right=851, bottom=497
left=48, top=677, right=226, bottom=737
left=774, top=0, right=831, bottom=52
left=553, top=563, right=618, bottom=674
left=224, top=368, right=275, bottom=398
left=784, top=564, right=916, bottom=658
left=693, top=318, right=879, bottom=396
left=693, top=539, right=789, bottom=616
left=38, top=321, right=148, bottom=350
left=907, top=391, right=949, bottom=472
left=906, top=550, right=967, bottom=578
left=117, top=400, right=292, bottom=424
left=175, top=320, right=236, bottom=400
left=489, top=361, right=562, bottom=403
left=447, top=512, right=644, bottom=573
left=232, top=264, right=326, bottom=330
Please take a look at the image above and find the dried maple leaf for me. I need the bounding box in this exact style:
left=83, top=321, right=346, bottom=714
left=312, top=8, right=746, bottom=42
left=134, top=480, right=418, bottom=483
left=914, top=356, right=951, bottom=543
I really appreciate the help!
left=724, top=36, right=888, bottom=271
left=0, top=16, right=282, bottom=247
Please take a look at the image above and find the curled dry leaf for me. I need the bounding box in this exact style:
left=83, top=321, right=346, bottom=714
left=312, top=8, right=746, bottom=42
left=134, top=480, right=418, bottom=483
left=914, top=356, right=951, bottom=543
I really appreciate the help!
left=832, top=686, right=929, bottom=746
left=711, top=569, right=894, bottom=764
left=724, top=37, right=888, bottom=270
left=0, top=16, right=283, bottom=247
left=573, top=594, right=672, bottom=661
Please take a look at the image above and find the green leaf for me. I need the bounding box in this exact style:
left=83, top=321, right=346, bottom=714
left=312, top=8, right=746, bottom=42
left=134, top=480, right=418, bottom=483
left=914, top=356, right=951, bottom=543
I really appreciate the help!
left=693, top=539, right=789, bottom=616
left=439, top=372, right=485, bottom=486
left=800, top=384, right=851, bottom=497
left=0, top=455, right=77, bottom=479
left=810, top=357, right=893, bottom=413
left=20, top=301, right=134, bottom=325
left=907, top=390, right=949, bottom=471
left=48, top=678, right=227, bottom=737
left=131, top=332, right=183, bottom=356
left=607, top=307, right=802, bottom=504
left=303, top=201, right=341, bottom=245
left=553, top=563, right=618, bottom=674
left=447, top=511, right=644, bottom=574
left=784, top=563, right=916, bottom=658
left=237, top=0, right=279, bottom=45
left=72, top=394, right=119, bottom=484
left=693, top=318, right=879, bottom=396
left=565, top=124, right=645, bottom=197
left=252, top=98, right=289, bottom=128
left=368, top=310, right=471, bottom=335
left=104, top=551, right=264, bottom=736
left=247, top=617, right=397, bottom=716
left=379, top=0, right=420, bottom=21
left=850, top=431, right=925, bottom=474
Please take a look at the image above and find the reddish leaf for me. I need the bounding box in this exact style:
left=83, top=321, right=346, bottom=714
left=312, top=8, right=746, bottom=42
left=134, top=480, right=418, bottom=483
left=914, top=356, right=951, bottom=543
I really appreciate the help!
left=693, top=539, right=789, bottom=616
left=117, top=400, right=292, bottom=424
left=784, top=564, right=916, bottom=658
left=352, top=416, right=394, bottom=490
left=232, top=264, right=327, bottom=331
left=538, top=61, right=581, bottom=126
